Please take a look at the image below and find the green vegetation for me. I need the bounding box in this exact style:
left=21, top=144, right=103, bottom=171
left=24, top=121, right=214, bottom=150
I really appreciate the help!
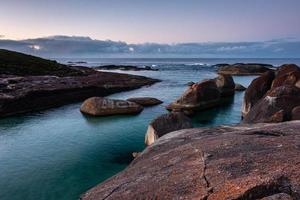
left=0, top=49, right=84, bottom=76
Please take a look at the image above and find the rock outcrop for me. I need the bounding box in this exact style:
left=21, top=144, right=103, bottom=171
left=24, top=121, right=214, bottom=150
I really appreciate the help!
left=144, top=112, right=193, bottom=146
left=243, top=64, right=300, bottom=123
left=217, top=63, right=273, bottom=75
left=0, top=50, right=159, bottom=117
left=126, top=97, right=163, bottom=106
left=81, top=121, right=300, bottom=200
left=80, top=97, right=143, bottom=116
left=166, top=74, right=235, bottom=114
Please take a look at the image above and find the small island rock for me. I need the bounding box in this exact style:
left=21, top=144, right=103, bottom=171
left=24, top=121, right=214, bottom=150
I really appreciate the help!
left=217, top=63, right=273, bottom=75
left=80, top=97, right=143, bottom=116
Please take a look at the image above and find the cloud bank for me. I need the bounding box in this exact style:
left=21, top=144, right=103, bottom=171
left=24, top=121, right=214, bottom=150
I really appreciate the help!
left=0, top=36, right=299, bottom=58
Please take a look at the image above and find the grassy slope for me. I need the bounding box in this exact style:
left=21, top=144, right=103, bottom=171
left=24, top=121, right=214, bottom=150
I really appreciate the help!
left=0, top=49, right=84, bottom=76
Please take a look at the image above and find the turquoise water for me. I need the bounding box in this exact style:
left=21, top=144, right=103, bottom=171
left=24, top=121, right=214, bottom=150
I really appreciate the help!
left=1, top=58, right=300, bottom=200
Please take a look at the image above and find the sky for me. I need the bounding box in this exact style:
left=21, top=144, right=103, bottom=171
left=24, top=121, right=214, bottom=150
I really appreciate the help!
left=1, top=0, right=300, bottom=43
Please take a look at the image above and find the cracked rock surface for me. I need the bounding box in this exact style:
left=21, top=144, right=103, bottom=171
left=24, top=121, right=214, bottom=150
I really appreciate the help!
left=81, top=121, right=300, bottom=200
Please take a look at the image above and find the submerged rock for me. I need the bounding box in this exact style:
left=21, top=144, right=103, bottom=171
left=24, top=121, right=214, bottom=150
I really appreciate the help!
left=80, top=97, right=143, bottom=116
left=126, top=97, right=163, bottom=106
left=217, top=63, right=273, bottom=75
left=81, top=121, right=300, bottom=200
left=243, top=64, right=300, bottom=123
left=234, top=83, right=247, bottom=91
left=145, top=112, right=193, bottom=146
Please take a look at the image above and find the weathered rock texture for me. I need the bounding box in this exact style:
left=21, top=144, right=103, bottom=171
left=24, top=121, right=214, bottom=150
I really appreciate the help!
left=80, top=97, right=143, bottom=116
left=81, top=121, right=300, bottom=200
left=243, top=64, right=300, bottom=123
left=166, top=74, right=235, bottom=114
left=217, top=63, right=273, bottom=75
left=126, top=97, right=163, bottom=106
left=144, top=112, right=193, bottom=146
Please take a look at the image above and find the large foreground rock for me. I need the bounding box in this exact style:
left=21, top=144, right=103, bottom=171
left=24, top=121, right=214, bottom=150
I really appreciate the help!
left=126, top=97, right=163, bottom=106
left=80, top=97, right=143, bottom=116
left=167, top=74, right=235, bottom=114
left=243, top=64, right=300, bottom=123
left=217, top=63, right=273, bottom=75
left=144, top=112, right=193, bottom=146
left=81, top=121, right=300, bottom=200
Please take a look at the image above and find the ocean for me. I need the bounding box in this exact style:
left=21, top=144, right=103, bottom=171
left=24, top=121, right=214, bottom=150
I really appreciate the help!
left=0, top=58, right=300, bottom=200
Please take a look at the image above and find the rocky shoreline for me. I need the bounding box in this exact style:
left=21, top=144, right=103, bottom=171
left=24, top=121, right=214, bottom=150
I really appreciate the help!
left=82, top=64, right=300, bottom=200
left=82, top=121, right=300, bottom=200
left=0, top=50, right=159, bottom=117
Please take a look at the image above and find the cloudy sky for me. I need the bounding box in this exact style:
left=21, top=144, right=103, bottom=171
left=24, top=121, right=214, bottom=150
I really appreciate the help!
left=0, top=0, right=300, bottom=57
left=1, top=0, right=300, bottom=43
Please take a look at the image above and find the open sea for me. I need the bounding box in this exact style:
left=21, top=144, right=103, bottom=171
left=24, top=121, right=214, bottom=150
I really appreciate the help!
left=1, top=58, right=300, bottom=200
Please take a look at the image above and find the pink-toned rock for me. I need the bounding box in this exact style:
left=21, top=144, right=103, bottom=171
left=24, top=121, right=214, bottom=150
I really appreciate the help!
left=81, top=121, right=300, bottom=200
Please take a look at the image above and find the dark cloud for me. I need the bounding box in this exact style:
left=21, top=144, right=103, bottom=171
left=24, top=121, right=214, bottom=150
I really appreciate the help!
left=0, top=36, right=299, bottom=58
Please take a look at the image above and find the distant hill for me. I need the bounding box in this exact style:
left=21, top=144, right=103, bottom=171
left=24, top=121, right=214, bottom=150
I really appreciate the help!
left=0, top=49, right=84, bottom=76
